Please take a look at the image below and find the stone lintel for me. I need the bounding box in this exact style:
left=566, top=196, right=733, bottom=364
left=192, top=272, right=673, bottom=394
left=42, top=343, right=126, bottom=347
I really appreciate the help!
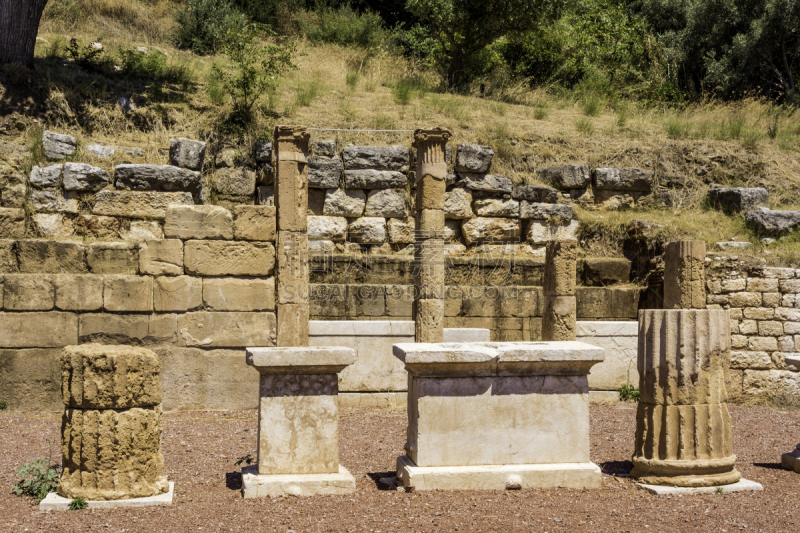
left=395, top=455, right=601, bottom=491
left=242, top=465, right=355, bottom=497
left=246, top=346, right=355, bottom=374
left=392, top=341, right=604, bottom=375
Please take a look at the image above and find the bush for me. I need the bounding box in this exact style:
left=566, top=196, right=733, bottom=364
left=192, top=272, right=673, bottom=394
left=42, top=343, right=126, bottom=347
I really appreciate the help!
left=173, top=0, right=248, bottom=55
left=11, top=456, right=60, bottom=503
left=297, top=5, right=386, bottom=48
left=119, top=49, right=193, bottom=86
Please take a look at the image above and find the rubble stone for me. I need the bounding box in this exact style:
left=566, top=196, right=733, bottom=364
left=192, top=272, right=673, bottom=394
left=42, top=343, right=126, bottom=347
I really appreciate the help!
left=344, top=169, right=407, bottom=189
left=323, top=188, right=366, bottom=217
left=62, top=162, right=110, bottom=191
left=42, top=130, right=76, bottom=160
left=30, top=164, right=62, bottom=188
left=342, top=145, right=409, bottom=171
left=365, top=189, right=406, bottom=218
left=536, top=164, right=590, bottom=189
left=169, top=138, right=207, bottom=171
left=455, top=144, right=493, bottom=173
left=308, top=157, right=342, bottom=188
left=164, top=205, right=233, bottom=240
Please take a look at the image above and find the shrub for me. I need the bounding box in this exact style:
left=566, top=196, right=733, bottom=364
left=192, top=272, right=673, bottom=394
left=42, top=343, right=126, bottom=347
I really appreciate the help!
left=119, top=49, right=193, bottom=86
left=392, top=79, right=414, bottom=105
left=575, top=117, right=594, bottom=134
left=345, top=69, right=360, bottom=89
left=173, top=0, right=247, bottom=55
left=298, top=5, right=386, bottom=48
left=69, top=497, right=88, bottom=510
left=11, top=447, right=61, bottom=503
left=211, top=22, right=296, bottom=121
left=581, top=94, right=603, bottom=116
left=295, top=81, right=322, bottom=107
left=618, top=383, right=640, bottom=403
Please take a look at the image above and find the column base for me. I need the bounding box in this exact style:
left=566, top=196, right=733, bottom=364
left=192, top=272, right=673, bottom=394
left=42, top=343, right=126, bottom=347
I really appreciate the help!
left=242, top=465, right=356, bottom=498
left=395, top=455, right=602, bottom=491
left=781, top=446, right=800, bottom=473
left=40, top=482, right=174, bottom=511
left=636, top=478, right=763, bottom=495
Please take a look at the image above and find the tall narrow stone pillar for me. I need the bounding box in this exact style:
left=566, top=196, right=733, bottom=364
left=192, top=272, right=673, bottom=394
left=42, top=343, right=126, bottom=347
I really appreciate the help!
left=413, top=127, right=451, bottom=343
left=663, top=240, right=706, bottom=309
left=631, top=309, right=742, bottom=487
left=781, top=355, right=800, bottom=473
left=542, top=239, right=577, bottom=341
left=273, top=125, right=310, bottom=347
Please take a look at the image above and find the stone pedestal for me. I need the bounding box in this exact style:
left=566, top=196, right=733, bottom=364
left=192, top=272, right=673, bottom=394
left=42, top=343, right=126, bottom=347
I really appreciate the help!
left=542, top=240, right=577, bottom=341
left=663, top=241, right=706, bottom=309
left=57, top=344, right=169, bottom=501
left=412, top=128, right=451, bottom=343
left=392, top=341, right=605, bottom=491
left=242, top=346, right=357, bottom=497
left=631, top=309, right=742, bottom=487
left=781, top=355, right=800, bottom=473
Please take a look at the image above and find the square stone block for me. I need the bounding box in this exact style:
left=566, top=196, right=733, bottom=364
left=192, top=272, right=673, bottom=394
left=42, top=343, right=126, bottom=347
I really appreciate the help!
left=242, top=465, right=355, bottom=498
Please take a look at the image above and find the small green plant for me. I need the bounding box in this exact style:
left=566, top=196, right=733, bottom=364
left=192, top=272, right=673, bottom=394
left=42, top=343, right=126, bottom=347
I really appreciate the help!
left=392, top=79, right=414, bottom=105
left=11, top=441, right=61, bottom=503
left=533, top=107, right=548, bottom=120
left=68, top=497, right=88, bottom=510
left=295, top=81, right=321, bottom=107
left=0, top=401, right=6, bottom=410
left=235, top=454, right=254, bottom=466
left=742, top=130, right=761, bottom=150
left=211, top=22, right=296, bottom=122
left=345, top=69, right=360, bottom=89
left=575, top=117, right=594, bottom=134
left=714, top=486, right=724, bottom=494
left=581, top=94, right=603, bottom=117
left=618, top=383, right=640, bottom=403
left=66, top=38, right=109, bottom=72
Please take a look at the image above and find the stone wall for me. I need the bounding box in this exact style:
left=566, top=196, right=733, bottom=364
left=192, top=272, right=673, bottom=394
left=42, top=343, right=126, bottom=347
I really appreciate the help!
left=706, top=260, right=800, bottom=398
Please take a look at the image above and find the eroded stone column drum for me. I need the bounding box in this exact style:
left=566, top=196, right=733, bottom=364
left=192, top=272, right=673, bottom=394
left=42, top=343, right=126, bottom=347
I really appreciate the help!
left=631, top=309, right=740, bottom=486
left=57, top=344, right=168, bottom=500
left=59, top=407, right=168, bottom=500
left=542, top=240, right=577, bottom=341
left=663, top=241, right=706, bottom=309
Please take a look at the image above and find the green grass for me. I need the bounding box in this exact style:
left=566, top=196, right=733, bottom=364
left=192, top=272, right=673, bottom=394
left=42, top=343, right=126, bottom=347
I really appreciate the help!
left=664, top=116, right=692, bottom=139
left=533, top=107, right=548, bottom=120
left=345, top=69, right=359, bottom=89
left=69, top=497, right=88, bottom=510
left=581, top=94, right=603, bottom=117
left=392, top=79, right=415, bottom=105
left=295, top=81, right=322, bottom=107
left=575, top=117, right=594, bottom=135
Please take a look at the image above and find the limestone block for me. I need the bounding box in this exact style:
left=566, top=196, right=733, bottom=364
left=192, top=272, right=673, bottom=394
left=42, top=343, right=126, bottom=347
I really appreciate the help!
left=62, top=162, right=110, bottom=191
left=454, top=144, right=493, bottom=173
left=312, top=141, right=336, bottom=158
left=544, top=240, right=577, bottom=296
left=594, top=168, right=654, bottom=191
left=88, top=243, right=138, bottom=274
left=739, top=319, right=758, bottom=334
left=730, top=350, right=771, bottom=369
left=32, top=213, right=74, bottom=238
left=276, top=231, right=309, bottom=305
left=169, top=137, right=206, bottom=171
left=780, top=279, right=800, bottom=293
left=85, top=144, right=114, bottom=159
left=708, top=187, right=769, bottom=213
left=763, top=267, right=796, bottom=278
left=233, top=205, right=276, bottom=241
left=721, top=278, right=747, bottom=292
left=526, top=219, right=579, bottom=245
left=461, top=217, right=521, bottom=245
left=308, top=156, right=342, bottom=188
left=577, top=322, right=639, bottom=391
left=582, top=258, right=631, bottom=286
left=0, top=312, right=78, bottom=347
left=114, top=164, right=203, bottom=199
left=120, top=221, right=164, bottom=242
left=444, top=188, right=473, bottom=219
left=30, top=164, right=62, bottom=188
left=308, top=216, right=347, bottom=242
left=277, top=303, right=309, bottom=347
left=536, top=164, right=590, bottom=189
left=745, top=207, right=800, bottom=236
left=0, top=239, right=16, bottom=273
left=348, top=217, right=386, bottom=243
left=444, top=219, right=461, bottom=243
left=42, top=130, right=76, bottom=160
left=78, top=314, right=176, bottom=345
left=104, top=275, right=153, bottom=312
left=366, top=189, right=406, bottom=218
left=61, top=343, right=161, bottom=409
left=30, top=190, right=79, bottom=214
left=323, top=188, right=365, bottom=217
left=473, top=198, right=519, bottom=217
left=308, top=240, right=334, bottom=253
left=214, top=167, right=256, bottom=196
left=387, top=217, right=415, bottom=244
left=758, top=320, right=783, bottom=336
left=54, top=275, right=104, bottom=311
left=0, top=348, right=62, bottom=411
left=777, top=307, right=800, bottom=321
left=164, top=205, right=233, bottom=240
left=457, top=173, right=512, bottom=194
left=3, top=275, right=54, bottom=310
left=59, top=407, right=168, bottom=500
left=17, top=240, right=87, bottom=273
left=139, top=239, right=183, bottom=276
left=0, top=207, right=25, bottom=238
left=512, top=184, right=559, bottom=203
left=153, top=276, right=202, bottom=312
left=203, top=277, right=275, bottom=311
left=344, top=169, right=407, bottom=189
left=743, top=369, right=800, bottom=396
left=178, top=311, right=276, bottom=347
left=632, top=309, right=739, bottom=487
left=748, top=336, right=778, bottom=351
left=747, top=278, right=779, bottom=292
left=729, top=292, right=762, bottom=308
left=519, top=202, right=572, bottom=220
left=184, top=240, right=274, bottom=276
left=342, top=145, right=409, bottom=171
left=254, top=141, right=272, bottom=163
left=93, top=191, right=194, bottom=220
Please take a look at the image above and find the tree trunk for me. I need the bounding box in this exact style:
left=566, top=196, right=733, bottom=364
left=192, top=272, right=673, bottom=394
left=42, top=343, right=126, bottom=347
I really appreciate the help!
left=0, top=0, right=49, bottom=65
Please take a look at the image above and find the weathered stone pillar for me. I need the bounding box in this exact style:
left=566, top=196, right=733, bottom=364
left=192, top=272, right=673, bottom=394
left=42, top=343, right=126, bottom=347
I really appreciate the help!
left=273, top=125, right=310, bottom=347
left=663, top=240, right=706, bottom=309
left=542, top=239, right=577, bottom=341
left=631, top=309, right=742, bottom=487
left=781, top=355, right=800, bottom=473
left=57, top=344, right=169, bottom=501
left=393, top=341, right=605, bottom=491
left=413, top=127, right=451, bottom=344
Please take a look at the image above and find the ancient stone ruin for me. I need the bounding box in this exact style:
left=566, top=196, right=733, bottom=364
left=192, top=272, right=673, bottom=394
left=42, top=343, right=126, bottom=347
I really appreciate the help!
left=57, top=344, right=170, bottom=501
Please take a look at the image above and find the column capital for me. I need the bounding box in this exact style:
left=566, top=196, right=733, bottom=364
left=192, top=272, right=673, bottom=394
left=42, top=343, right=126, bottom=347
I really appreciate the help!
left=413, top=127, right=452, bottom=146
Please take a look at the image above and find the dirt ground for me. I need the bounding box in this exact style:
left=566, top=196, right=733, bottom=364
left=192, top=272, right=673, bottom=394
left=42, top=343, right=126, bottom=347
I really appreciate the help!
left=1, top=403, right=799, bottom=533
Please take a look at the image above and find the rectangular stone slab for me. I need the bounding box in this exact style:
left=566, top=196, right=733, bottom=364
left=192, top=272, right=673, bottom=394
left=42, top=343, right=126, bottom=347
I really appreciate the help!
left=393, top=341, right=604, bottom=365
left=39, top=482, right=174, bottom=511
left=242, top=465, right=355, bottom=497
left=246, top=346, right=355, bottom=374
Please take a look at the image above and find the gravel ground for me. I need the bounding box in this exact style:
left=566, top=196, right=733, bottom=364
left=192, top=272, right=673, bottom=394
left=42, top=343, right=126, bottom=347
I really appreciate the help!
left=1, top=403, right=799, bottom=532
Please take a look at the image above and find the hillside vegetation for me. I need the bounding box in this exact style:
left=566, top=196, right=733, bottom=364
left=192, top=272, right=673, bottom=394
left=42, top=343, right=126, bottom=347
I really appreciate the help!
left=1, top=0, right=800, bottom=265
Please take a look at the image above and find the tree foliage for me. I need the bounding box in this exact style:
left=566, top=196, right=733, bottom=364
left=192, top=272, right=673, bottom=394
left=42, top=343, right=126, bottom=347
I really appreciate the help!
left=406, top=0, right=566, bottom=87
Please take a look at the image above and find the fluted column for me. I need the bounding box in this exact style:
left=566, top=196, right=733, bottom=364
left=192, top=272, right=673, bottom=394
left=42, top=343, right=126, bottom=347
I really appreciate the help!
left=413, top=127, right=451, bottom=343
left=542, top=239, right=577, bottom=341
left=663, top=241, right=706, bottom=309
left=631, top=309, right=741, bottom=486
